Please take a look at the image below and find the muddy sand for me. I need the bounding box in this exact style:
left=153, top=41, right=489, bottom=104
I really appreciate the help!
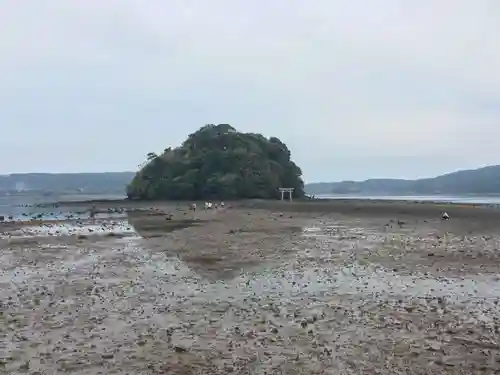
left=1, top=199, right=500, bottom=374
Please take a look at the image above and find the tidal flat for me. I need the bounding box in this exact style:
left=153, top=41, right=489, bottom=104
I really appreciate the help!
left=1, top=199, right=500, bottom=374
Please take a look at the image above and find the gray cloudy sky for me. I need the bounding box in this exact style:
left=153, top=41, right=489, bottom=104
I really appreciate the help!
left=1, top=1, right=499, bottom=182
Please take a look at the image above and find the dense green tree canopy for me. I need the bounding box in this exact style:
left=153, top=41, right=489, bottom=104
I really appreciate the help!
left=126, top=124, right=305, bottom=200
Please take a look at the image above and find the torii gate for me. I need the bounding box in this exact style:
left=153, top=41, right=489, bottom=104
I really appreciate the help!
left=278, top=188, right=294, bottom=201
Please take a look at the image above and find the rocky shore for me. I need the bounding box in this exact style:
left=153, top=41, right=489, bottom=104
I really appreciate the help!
left=1, top=200, right=500, bottom=374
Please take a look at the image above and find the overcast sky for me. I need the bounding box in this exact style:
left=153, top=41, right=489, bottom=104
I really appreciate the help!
left=1, top=1, right=499, bottom=182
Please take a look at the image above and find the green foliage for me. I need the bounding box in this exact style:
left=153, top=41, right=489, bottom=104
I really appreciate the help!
left=126, top=124, right=305, bottom=200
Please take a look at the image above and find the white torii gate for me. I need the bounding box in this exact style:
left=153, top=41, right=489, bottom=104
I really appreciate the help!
left=279, top=188, right=294, bottom=201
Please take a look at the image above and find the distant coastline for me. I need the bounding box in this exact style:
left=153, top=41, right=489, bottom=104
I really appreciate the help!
left=313, top=194, right=500, bottom=205
left=305, top=165, right=500, bottom=197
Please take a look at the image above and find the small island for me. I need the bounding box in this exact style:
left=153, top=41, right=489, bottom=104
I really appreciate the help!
left=126, top=124, right=305, bottom=200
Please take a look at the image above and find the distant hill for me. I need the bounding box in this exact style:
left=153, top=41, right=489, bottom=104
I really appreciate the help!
left=306, top=165, right=500, bottom=196
left=0, top=172, right=135, bottom=195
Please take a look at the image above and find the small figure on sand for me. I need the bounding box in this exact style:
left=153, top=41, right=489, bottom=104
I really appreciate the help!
left=441, top=212, right=450, bottom=220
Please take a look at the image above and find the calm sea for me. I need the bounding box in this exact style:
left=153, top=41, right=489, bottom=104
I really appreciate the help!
left=315, top=194, right=500, bottom=205
left=3, top=193, right=500, bottom=219
left=0, top=193, right=126, bottom=219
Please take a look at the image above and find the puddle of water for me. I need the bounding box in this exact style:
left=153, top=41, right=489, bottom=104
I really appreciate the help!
left=130, top=218, right=201, bottom=235
left=303, top=225, right=379, bottom=237
left=0, top=220, right=136, bottom=239
left=300, top=225, right=500, bottom=300
left=6, top=211, right=126, bottom=222
left=111, top=257, right=500, bottom=308
left=303, top=226, right=322, bottom=233
left=287, top=263, right=500, bottom=300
